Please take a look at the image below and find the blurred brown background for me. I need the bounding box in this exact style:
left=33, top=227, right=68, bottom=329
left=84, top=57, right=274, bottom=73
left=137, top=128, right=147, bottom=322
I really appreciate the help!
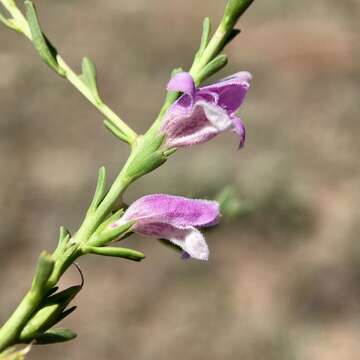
left=1, top=0, right=360, bottom=359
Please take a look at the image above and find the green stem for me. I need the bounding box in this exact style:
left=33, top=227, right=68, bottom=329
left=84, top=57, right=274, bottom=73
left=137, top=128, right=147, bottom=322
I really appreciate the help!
left=0, top=291, right=43, bottom=351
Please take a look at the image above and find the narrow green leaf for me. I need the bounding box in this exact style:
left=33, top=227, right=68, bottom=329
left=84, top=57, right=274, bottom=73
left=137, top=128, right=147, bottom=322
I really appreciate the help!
left=57, top=226, right=70, bottom=250
left=20, top=286, right=81, bottom=341
left=24, top=0, right=64, bottom=76
left=54, top=306, right=77, bottom=324
left=80, top=57, right=102, bottom=104
left=198, top=17, right=212, bottom=56
left=31, top=252, right=54, bottom=292
left=88, top=166, right=107, bottom=212
left=46, top=286, right=59, bottom=296
left=94, top=208, right=125, bottom=235
left=34, top=328, right=77, bottom=345
left=48, top=286, right=81, bottom=304
left=84, top=246, right=145, bottom=262
left=87, top=220, right=135, bottom=247
left=196, top=54, right=228, bottom=84
left=163, top=148, right=177, bottom=158
left=103, top=119, right=129, bottom=143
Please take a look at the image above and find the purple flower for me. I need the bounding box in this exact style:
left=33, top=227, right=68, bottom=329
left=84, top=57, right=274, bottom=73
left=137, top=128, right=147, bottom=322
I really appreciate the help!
left=111, top=194, right=220, bottom=260
left=161, top=71, right=251, bottom=148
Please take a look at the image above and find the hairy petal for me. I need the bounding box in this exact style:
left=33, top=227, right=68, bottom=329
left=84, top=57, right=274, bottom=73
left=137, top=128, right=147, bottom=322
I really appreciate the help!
left=121, top=194, right=220, bottom=228
left=162, top=101, right=232, bottom=148
left=231, top=115, right=246, bottom=148
left=200, top=71, right=252, bottom=114
left=167, top=72, right=196, bottom=98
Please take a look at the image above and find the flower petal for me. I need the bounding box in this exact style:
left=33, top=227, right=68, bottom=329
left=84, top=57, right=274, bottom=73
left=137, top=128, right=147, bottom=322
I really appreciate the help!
left=170, top=227, right=209, bottom=261
left=167, top=72, right=196, bottom=98
left=161, top=101, right=232, bottom=148
left=134, top=222, right=209, bottom=261
left=121, top=194, right=220, bottom=228
left=231, top=115, right=246, bottom=148
left=200, top=71, right=251, bottom=114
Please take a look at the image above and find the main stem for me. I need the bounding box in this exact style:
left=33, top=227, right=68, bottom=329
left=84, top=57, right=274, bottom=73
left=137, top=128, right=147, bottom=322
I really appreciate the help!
left=0, top=292, right=43, bottom=351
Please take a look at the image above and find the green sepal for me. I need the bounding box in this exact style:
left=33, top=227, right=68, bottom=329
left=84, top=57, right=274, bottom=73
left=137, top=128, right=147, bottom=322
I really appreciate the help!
left=196, top=54, right=228, bottom=84
left=126, top=150, right=167, bottom=180
left=94, top=208, right=125, bottom=235
left=24, top=0, right=65, bottom=76
left=34, top=328, right=77, bottom=345
left=31, top=252, right=54, bottom=292
left=88, top=167, right=107, bottom=213
left=19, top=286, right=81, bottom=341
left=104, top=119, right=129, bottom=143
left=126, top=134, right=167, bottom=180
left=162, top=148, right=177, bottom=158
left=83, top=245, right=145, bottom=262
left=197, top=17, right=212, bottom=58
left=79, top=57, right=102, bottom=104
left=87, top=220, right=135, bottom=247
left=48, top=286, right=81, bottom=304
